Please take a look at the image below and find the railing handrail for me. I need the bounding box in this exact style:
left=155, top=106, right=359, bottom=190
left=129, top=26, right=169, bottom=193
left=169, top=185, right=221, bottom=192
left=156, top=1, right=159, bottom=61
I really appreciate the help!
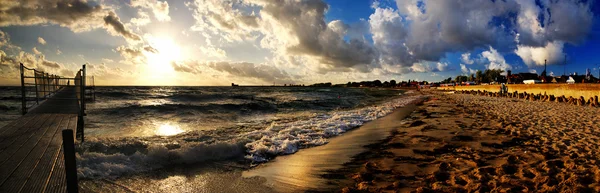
left=19, top=63, right=88, bottom=114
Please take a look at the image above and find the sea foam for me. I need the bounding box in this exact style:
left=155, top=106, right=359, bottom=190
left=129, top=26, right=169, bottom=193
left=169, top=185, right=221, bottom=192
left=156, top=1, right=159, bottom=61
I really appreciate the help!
left=75, top=95, right=421, bottom=179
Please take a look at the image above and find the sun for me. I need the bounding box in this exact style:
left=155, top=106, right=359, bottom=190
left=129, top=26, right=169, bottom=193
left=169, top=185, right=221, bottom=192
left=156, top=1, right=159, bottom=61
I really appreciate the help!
left=156, top=123, right=184, bottom=136
left=145, top=36, right=182, bottom=73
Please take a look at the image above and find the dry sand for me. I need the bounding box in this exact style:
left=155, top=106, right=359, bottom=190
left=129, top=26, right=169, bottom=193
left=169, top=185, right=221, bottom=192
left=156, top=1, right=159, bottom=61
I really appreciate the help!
left=340, top=91, right=600, bottom=192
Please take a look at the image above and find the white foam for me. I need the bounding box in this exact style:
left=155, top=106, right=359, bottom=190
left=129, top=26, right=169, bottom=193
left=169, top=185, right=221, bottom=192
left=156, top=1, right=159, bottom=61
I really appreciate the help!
left=75, top=95, right=422, bottom=178
left=242, top=95, right=422, bottom=162
left=76, top=138, right=245, bottom=179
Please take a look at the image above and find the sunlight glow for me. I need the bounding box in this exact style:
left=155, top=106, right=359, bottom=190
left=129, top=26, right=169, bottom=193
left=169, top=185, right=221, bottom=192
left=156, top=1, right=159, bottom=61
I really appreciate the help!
left=146, top=36, right=182, bottom=73
left=156, top=123, right=184, bottom=136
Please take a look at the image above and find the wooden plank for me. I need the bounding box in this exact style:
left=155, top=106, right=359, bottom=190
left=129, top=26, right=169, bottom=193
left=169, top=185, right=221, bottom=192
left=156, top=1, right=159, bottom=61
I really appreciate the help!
left=0, top=114, right=59, bottom=186
left=28, top=87, right=80, bottom=114
left=0, top=115, right=37, bottom=141
left=0, top=114, right=44, bottom=150
left=0, top=114, right=68, bottom=192
left=0, top=114, right=51, bottom=160
left=21, top=115, right=75, bottom=193
left=45, top=149, right=66, bottom=193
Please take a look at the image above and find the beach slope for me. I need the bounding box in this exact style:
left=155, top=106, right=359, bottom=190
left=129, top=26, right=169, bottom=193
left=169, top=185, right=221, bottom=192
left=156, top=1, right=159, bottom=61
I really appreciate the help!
left=340, top=92, right=600, bottom=192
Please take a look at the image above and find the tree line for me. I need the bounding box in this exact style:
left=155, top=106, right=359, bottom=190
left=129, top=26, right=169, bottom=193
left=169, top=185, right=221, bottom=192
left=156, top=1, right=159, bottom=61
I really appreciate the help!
left=441, top=69, right=505, bottom=84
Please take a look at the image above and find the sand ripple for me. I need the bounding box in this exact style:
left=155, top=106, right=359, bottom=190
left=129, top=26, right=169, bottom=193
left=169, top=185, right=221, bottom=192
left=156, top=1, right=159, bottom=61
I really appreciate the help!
left=342, top=92, right=600, bottom=192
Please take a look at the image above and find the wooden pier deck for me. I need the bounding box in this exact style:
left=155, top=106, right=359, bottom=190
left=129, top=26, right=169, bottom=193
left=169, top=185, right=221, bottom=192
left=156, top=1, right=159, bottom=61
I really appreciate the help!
left=0, top=87, right=80, bottom=192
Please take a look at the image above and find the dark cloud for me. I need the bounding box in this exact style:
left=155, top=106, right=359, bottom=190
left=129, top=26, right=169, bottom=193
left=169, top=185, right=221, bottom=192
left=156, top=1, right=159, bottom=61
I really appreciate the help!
left=515, top=0, right=593, bottom=47
left=143, top=46, right=158, bottom=54
left=260, top=0, right=377, bottom=72
left=104, top=12, right=142, bottom=41
left=0, top=0, right=103, bottom=31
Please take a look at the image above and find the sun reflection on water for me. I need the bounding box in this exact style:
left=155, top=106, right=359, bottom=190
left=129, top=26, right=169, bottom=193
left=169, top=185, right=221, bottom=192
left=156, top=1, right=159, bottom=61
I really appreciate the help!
left=155, top=123, right=184, bottom=136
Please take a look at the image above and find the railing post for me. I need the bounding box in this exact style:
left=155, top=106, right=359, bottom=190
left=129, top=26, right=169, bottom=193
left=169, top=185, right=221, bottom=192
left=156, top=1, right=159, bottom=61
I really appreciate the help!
left=62, top=129, right=79, bottom=193
left=20, top=63, right=26, bottom=115
left=82, top=64, right=86, bottom=112
left=44, top=73, right=49, bottom=98
left=34, top=71, right=39, bottom=104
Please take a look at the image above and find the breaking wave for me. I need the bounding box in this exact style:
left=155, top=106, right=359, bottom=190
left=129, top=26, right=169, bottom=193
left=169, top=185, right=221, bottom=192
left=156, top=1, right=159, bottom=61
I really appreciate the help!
left=75, top=95, right=422, bottom=179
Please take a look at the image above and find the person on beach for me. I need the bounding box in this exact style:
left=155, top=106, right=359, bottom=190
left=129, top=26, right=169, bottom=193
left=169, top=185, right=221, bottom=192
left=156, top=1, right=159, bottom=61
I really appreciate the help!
left=500, top=83, right=508, bottom=95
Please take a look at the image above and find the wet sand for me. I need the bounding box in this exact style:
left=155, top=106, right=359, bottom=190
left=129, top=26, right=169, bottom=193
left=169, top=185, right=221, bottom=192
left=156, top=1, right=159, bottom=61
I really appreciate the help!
left=243, top=103, right=419, bottom=192
left=338, top=91, right=600, bottom=192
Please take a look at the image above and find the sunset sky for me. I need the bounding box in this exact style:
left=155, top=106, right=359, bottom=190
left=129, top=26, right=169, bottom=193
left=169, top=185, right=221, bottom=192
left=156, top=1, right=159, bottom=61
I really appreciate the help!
left=0, top=0, right=599, bottom=86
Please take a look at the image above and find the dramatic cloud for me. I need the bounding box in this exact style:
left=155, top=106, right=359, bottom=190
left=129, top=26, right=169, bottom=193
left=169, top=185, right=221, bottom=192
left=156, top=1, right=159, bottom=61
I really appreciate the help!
left=515, top=0, right=593, bottom=47
left=38, top=37, right=46, bottom=45
left=183, top=0, right=593, bottom=77
left=0, top=0, right=146, bottom=42
left=0, top=0, right=104, bottom=32
left=104, top=12, right=142, bottom=41
left=515, top=41, right=565, bottom=67
left=258, top=0, right=377, bottom=72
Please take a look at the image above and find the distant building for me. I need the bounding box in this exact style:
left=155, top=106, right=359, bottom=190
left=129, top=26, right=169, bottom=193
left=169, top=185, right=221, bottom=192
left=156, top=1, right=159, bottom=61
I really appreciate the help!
left=523, top=80, right=542, bottom=84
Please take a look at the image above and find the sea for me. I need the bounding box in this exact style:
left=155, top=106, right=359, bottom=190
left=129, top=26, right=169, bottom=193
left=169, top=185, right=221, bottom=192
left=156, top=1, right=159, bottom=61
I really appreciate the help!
left=0, top=86, right=418, bottom=181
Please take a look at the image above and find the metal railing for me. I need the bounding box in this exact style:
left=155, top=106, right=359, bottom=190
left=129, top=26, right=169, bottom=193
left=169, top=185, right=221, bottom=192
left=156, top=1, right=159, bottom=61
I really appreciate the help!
left=19, top=63, right=95, bottom=115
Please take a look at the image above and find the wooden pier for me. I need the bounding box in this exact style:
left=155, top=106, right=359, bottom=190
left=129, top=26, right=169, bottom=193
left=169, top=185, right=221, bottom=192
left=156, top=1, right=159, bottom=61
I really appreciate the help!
left=0, top=64, right=93, bottom=192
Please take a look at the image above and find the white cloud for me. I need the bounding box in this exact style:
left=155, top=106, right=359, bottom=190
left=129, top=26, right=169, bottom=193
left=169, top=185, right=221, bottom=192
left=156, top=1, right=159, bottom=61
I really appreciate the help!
left=38, top=37, right=46, bottom=45
left=481, top=47, right=512, bottom=72
left=515, top=41, right=564, bottom=67
left=32, top=47, right=42, bottom=55
left=56, top=49, right=62, bottom=55
left=529, top=69, right=537, bottom=73
left=102, top=58, right=115, bottom=63
left=131, top=0, right=171, bottom=22
left=130, top=11, right=151, bottom=26
left=461, top=53, right=474, bottom=65
left=410, top=62, right=448, bottom=73
left=460, top=64, right=477, bottom=74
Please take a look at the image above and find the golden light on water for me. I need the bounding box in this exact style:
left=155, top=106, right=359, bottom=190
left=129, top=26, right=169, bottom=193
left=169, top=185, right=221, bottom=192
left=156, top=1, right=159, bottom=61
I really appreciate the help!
left=155, top=123, right=184, bottom=136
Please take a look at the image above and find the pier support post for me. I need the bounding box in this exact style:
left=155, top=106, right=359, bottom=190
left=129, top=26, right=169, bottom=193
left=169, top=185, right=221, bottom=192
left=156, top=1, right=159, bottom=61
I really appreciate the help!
left=20, top=63, right=27, bottom=115
left=62, top=129, right=79, bottom=193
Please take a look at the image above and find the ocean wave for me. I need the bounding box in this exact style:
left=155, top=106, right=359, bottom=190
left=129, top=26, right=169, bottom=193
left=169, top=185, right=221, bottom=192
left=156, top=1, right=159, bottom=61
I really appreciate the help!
left=243, top=95, right=422, bottom=162
left=77, top=137, right=247, bottom=179
left=75, top=95, right=422, bottom=179
left=92, top=102, right=279, bottom=114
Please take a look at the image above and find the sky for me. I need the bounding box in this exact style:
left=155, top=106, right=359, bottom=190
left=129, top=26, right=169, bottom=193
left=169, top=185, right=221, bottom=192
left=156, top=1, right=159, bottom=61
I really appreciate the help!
left=0, top=0, right=599, bottom=86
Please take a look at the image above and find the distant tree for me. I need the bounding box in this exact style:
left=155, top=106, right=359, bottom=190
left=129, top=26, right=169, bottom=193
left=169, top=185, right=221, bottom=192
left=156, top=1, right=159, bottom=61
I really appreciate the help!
left=481, top=69, right=504, bottom=83
left=468, top=74, right=475, bottom=82
left=373, top=80, right=382, bottom=87
left=390, top=80, right=397, bottom=87
left=476, top=70, right=483, bottom=83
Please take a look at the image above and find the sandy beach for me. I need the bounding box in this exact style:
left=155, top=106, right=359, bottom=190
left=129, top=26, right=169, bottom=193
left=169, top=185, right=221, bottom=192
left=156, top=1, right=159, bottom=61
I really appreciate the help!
left=339, top=91, right=600, bottom=192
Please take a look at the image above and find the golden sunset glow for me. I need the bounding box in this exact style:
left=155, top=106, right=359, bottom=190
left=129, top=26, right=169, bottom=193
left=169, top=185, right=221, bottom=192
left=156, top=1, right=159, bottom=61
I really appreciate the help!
left=146, top=36, right=181, bottom=73
left=155, top=123, right=184, bottom=136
